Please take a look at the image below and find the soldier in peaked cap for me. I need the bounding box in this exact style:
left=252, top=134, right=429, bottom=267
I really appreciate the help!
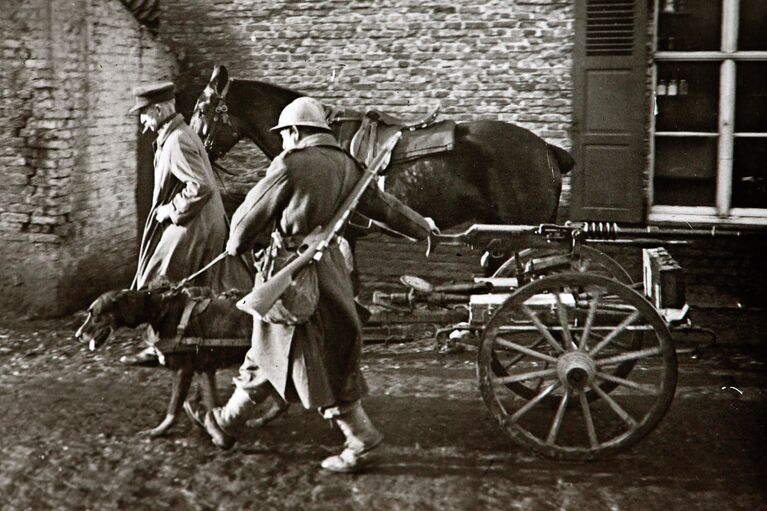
left=184, top=96, right=440, bottom=472
left=121, top=80, right=253, bottom=366
left=128, top=81, right=176, bottom=115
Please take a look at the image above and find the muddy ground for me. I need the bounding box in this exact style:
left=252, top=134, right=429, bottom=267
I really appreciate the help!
left=1, top=317, right=765, bottom=510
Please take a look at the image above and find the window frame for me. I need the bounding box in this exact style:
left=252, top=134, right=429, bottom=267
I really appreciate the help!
left=649, top=0, right=767, bottom=226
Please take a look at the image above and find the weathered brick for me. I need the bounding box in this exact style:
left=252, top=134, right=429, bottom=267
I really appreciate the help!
left=1, top=212, right=30, bottom=223
left=30, top=215, right=65, bottom=225
left=0, top=0, right=176, bottom=317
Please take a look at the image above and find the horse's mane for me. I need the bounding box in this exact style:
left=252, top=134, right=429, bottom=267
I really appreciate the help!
left=230, top=78, right=304, bottom=102
left=224, top=79, right=305, bottom=159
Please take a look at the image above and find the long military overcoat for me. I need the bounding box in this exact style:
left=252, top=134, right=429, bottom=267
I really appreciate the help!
left=132, top=114, right=252, bottom=291
left=228, top=132, right=431, bottom=409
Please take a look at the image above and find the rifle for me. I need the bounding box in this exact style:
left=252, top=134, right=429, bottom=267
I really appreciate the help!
left=236, top=132, right=403, bottom=319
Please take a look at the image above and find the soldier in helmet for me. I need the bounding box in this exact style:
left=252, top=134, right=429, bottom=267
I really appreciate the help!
left=185, top=96, right=439, bottom=472
left=123, top=81, right=253, bottom=366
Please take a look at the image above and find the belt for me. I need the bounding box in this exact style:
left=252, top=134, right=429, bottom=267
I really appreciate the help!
left=280, top=232, right=339, bottom=251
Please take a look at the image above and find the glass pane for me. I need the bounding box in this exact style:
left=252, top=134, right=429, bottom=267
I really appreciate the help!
left=654, top=136, right=717, bottom=206
left=732, top=138, right=767, bottom=208
left=656, top=62, right=719, bottom=132
left=735, top=62, right=767, bottom=133
left=657, top=0, right=721, bottom=51
left=739, top=0, right=767, bottom=50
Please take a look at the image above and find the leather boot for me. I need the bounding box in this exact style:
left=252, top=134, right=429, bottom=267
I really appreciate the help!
left=184, top=387, right=267, bottom=450
left=321, top=405, right=384, bottom=473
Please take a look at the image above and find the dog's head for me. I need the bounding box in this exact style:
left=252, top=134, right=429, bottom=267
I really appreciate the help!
left=75, top=289, right=148, bottom=351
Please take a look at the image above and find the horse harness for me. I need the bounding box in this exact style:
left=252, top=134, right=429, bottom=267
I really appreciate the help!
left=201, top=79, right=240, bottom=160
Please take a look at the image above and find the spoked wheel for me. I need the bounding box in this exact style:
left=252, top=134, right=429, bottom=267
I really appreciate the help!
left=490, top=247, right=640, bottom=403
left=478, top=272, right=677, bottom=460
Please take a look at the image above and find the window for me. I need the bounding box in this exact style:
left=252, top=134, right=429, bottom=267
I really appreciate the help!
left=651, top=0, right=767, bottom=225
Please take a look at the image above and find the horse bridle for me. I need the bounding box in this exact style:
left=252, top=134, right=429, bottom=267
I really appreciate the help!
left=200, top=79, right=240, bottom=161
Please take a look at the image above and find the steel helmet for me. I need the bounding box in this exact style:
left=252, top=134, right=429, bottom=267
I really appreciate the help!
left=271, top=97, right=331, bottom=132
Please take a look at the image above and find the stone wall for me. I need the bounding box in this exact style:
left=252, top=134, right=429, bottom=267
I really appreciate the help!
left=0, top=0, right=177, bottom=317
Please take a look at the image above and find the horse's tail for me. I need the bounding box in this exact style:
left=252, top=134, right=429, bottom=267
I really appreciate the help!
left=547, top=144, right=575, bottom=174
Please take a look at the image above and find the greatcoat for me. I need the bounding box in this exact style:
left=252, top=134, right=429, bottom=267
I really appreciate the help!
left=228, top=132, right=431, bottom=409
left=132, top=114, right=252, bottom=292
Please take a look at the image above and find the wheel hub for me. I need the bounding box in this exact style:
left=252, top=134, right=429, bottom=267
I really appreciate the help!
left=556, top=351, right=596, bottom=390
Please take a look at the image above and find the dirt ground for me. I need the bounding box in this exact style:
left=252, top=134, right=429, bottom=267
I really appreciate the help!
left=1, top=316, right=766, bottom=510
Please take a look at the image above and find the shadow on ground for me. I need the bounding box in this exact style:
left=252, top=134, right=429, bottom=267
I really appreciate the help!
left=0, top=317, right=765, bottom=510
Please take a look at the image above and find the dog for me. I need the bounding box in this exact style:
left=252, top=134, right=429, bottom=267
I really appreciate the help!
left=75, top=286, right=287, bottom=437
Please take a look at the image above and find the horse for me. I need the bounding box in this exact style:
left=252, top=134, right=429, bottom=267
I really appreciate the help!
left=189, top=65, right=575, bottom=269
left=190, top=65, right=574, bottom=226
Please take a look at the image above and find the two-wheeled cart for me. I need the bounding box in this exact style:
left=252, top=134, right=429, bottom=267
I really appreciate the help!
left=374, top=222, right=736, bottom=460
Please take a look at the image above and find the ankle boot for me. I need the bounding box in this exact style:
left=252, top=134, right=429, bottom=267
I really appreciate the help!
left=185, top=387, right=268, bottom=450
left=321, top=405, right=384, bottom=473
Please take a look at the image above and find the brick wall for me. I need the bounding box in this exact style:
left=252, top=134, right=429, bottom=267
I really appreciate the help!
left=0, top=0, right=177, bottom=317
left=2, top=0, right=760, bottom=342
left=158, top=0, right=575, bottom=297
left=155, top=0, right=767, bottom=345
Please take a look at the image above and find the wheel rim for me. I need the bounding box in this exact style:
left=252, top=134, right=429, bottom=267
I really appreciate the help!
left=478, top=272, right=677, bottom=461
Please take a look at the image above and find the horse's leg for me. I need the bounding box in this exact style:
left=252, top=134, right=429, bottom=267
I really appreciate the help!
left=340, top=231, right=374, bottom=324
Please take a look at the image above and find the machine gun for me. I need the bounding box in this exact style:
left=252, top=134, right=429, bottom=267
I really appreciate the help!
left=428, top=221, right=749, bottom=304
left=435, top=221, right=743, bottom=252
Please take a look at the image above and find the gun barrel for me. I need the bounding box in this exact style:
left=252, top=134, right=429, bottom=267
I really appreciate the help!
left=435, top=224, right=540, bottom=246
left=437, top=222, right=746, bottom=248
left=608, top=225, right=742, bottom=239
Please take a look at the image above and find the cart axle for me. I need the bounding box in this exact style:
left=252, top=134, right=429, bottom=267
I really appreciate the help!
left=557, top=351, right=596, bottom=390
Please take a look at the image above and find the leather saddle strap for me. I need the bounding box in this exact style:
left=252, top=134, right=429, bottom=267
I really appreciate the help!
left=349, top=115, right=373, bottom=160
left=365, top=121, right=378, bottom=167
left=177, top=297, right=212, bottom=335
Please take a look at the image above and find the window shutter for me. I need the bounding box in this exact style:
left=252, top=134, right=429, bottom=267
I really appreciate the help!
left=571, top=0, right=647, bottom=222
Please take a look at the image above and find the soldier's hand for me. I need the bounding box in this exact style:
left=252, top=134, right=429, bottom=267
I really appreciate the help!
left=155, top=204, right=173, bottom=223
left=225, top=238, right=240, bottom=257
left=424, top=217, right=440, bottom=235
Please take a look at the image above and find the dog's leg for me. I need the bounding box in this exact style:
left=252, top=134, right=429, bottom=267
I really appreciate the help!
left=199, top=369, right=218, bottom=409
left=139, top=366, right=193, bottom=437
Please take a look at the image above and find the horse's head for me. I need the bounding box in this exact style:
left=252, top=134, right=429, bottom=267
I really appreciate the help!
left=74, top=289, right=149, bottom=351
left=191, top=65, right=243, bottom=161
